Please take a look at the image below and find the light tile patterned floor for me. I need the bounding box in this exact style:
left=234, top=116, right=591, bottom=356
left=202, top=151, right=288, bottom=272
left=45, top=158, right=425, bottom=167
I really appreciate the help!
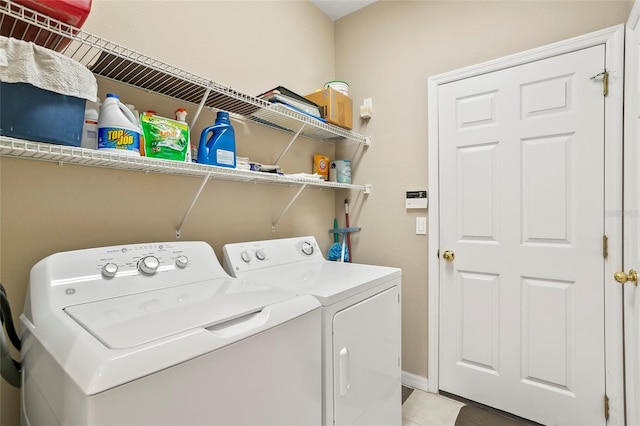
left=402, top=388, right=464, bottom=426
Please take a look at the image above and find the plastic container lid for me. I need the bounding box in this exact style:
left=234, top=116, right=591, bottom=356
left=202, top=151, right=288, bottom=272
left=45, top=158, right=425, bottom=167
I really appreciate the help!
left=324, top=80, right=349, bottom=87
left=324, top=81, right=349, bottom=96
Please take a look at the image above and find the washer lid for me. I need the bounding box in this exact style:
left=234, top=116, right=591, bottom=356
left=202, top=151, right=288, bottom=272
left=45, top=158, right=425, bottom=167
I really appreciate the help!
left=64, top=277, right=296, bottom=349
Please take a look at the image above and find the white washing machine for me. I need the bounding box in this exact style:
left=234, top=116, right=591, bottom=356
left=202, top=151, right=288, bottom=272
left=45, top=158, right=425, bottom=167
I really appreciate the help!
left=20, top=241, right=322, bottom=426
left=222, top=236, right=402, bottom=426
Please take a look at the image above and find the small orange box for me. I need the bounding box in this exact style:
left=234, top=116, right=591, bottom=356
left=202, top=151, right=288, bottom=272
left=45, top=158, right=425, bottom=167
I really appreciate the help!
left=313, top=154, right=330, bottom=180
left=304, top=88, right=353, bottom=130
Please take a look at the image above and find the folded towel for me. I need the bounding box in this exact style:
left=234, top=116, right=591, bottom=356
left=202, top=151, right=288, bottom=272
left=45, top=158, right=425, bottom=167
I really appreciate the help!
left=286, top=173, right=325, bottom=180
left=0, top=35, right=97, bottom=101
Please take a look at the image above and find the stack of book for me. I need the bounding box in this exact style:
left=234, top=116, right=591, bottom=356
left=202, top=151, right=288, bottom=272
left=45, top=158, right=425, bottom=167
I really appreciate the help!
left=257, top=86, right=324, bottom=120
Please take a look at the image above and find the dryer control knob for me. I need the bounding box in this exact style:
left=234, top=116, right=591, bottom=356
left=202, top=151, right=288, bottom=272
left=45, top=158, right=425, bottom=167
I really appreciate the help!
left=102, top=263, right=118, bottom=278
left=175, top=255, right=189, bottom=269
left=255, top=249, right=266, bottom=261
left=301, top=242, right=314, bottom=256
left=139, top=256, right=160, bottom=275
left=241, top=251, right=251, bottom=263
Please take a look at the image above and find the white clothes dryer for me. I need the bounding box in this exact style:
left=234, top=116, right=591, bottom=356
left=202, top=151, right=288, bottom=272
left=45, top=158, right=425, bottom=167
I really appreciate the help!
left=20, top=241, right=322, bottom=426
left=222, top=236, right=402, bottom=426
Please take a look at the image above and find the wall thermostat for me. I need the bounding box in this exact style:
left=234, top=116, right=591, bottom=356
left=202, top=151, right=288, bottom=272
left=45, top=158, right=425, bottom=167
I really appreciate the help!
left=406, top=190, right=428, bottom=209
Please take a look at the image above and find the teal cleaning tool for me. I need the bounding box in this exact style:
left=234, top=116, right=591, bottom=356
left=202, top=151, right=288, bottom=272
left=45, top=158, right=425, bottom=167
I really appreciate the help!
left=340, top=234, right=347, bottom=263
left=328, top=218, right=345, bottom=261
left=328, top=226, right=360, bottom=262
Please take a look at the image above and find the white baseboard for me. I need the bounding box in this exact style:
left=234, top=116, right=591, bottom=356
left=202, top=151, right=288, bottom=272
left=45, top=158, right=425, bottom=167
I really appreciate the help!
left=401, top=371, right=429, bottom=392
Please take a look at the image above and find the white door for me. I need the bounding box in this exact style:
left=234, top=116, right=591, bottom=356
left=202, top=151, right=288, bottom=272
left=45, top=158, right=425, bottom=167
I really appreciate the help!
left=624, top=4, right=640, bottom=425
left=437, top=46, right=607, bottom=425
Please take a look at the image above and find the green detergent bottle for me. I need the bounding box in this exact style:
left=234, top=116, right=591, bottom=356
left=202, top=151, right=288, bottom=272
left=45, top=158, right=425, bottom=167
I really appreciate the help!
left=197, top=111, right=236, bottom=168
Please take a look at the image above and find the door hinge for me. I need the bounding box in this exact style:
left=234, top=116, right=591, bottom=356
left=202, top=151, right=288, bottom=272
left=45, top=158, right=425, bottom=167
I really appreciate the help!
left=603, top=235, right=609, bottom=259
left=591, top=70, right=609, bottom=96
left=604, top=394, right=610, bottom=420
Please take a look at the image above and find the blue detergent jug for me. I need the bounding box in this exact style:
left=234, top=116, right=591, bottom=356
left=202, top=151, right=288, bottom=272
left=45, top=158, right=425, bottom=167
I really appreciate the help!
left=197, top=111, right=236, bottom=168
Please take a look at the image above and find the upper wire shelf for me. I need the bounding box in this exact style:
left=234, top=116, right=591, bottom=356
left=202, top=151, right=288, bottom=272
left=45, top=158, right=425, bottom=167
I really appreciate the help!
left=0, top=0, right=368, bottom=143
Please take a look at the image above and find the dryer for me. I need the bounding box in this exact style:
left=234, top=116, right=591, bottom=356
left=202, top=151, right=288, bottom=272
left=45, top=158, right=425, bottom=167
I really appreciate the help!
left=222, top=236, right=402, bottom=426
left=20, top=241, right=322, bottom=426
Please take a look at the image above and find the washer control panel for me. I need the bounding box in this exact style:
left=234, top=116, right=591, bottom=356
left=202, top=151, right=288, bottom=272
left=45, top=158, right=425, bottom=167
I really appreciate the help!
left=94, top=243, right=190, bottom=279
left=35, top=241, right=227, bottom=308
left=222, top=236, right=322, bottom=275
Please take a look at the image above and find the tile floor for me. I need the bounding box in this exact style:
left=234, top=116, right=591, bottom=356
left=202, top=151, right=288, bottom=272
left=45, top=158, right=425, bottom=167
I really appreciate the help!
left=402, top=387, right=464, bottom=426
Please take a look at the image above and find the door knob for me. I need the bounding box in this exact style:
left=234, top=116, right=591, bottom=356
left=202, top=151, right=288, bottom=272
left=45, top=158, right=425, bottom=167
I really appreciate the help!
left=442, top=250, right=455, bottom=261
left=614, top=269, right=638, bottom=285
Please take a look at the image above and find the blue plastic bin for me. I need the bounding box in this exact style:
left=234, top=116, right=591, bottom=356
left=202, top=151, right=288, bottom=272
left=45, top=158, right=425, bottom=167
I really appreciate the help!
left=0, top=82, right=85, bottom=146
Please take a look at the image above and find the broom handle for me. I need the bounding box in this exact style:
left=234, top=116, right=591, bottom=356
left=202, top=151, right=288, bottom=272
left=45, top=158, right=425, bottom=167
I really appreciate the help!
left=345, top=199, right=352, bottom=263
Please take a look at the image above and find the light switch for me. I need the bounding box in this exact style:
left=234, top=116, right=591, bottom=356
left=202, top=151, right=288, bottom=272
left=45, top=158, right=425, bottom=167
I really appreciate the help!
left=416, top=217, right=427, bottom=235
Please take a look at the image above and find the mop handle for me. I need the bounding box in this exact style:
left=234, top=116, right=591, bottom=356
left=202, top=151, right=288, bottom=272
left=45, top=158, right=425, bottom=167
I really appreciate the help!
left=345, top=199, right=352, bottom=263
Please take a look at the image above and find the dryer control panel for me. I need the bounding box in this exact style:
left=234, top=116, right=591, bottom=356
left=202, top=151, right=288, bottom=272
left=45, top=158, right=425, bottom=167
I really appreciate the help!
left=222, top=236, right=323, bottom=275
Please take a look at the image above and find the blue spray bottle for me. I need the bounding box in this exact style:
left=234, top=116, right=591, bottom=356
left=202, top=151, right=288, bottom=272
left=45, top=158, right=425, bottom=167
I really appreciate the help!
left=197, top=111, right=236, bottom=168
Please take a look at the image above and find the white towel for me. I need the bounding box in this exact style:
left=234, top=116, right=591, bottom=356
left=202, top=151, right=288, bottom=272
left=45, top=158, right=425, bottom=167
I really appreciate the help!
left=0, top=35, right=97, bottom=101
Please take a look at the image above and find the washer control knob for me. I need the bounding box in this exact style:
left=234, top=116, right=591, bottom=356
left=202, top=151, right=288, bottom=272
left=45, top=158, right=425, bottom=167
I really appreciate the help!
left=301, top=242, right=314, bottom=256
left=102, top=263, right=118, bottom=278
left=255, top=249, right=266, bottom=261
left=139, top=256, right=160, bottom=275
left=241, top=251, right=251, bottom=263
left=175, top=255, right=189, bottom=269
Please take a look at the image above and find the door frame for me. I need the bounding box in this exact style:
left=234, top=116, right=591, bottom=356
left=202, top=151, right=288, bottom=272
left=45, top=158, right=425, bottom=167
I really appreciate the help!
left=625, top=2, right=640, bottom=424
left=427, top=25, right=625, bottom=424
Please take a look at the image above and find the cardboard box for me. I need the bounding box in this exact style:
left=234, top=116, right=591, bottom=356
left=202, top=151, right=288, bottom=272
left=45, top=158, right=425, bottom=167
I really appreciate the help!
left=304, top=88, right=353, bottom=130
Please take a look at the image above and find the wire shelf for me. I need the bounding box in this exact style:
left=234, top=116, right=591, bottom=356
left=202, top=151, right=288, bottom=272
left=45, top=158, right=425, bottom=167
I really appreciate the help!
left=0, top=137, right=369, bottom=191
left=0, top=0, right=367, bottom=144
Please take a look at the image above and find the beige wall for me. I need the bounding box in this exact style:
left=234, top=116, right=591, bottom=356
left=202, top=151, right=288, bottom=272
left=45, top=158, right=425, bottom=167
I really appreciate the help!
left=0, top=125, right=2, bottom=420
left=333, top=0, right=632, bottom=381
left=0, top=1, right=634, bottom=424
left=0, top=1, right=336, bottom=424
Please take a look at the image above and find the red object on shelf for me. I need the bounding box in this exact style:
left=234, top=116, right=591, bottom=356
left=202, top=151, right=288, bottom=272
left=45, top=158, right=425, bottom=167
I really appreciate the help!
left=17, top=0, right=92, bottom=27
left=0, top=0, right=92, bottom=51
left=344, top=199, right=352, bottom=263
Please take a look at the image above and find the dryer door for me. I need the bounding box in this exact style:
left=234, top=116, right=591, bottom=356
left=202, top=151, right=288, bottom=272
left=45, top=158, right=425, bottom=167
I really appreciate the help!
left=332, top=286, right=401, bottom=426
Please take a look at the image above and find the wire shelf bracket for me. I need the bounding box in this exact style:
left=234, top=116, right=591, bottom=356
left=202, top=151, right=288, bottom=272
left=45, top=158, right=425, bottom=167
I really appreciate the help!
left=274, top=123, right=305, bottom=166
left=272, top=184, right=307, bottom=232
left=176, top=173, right=211, bottom=239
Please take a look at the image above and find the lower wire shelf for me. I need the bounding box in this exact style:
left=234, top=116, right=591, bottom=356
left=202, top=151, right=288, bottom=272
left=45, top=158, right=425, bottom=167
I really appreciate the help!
left=0, top=136, right=370, bottom=192
left=1, top=136, right=371, bottom=236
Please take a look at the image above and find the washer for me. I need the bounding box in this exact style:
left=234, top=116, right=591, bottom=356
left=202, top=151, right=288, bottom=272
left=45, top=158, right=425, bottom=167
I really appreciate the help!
left=20, top=241, right=322, bottom=426
left=222, top=236, right=402, bottom=426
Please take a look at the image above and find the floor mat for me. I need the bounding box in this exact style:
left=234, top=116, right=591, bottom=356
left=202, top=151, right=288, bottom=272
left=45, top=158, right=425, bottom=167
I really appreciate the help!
left=454, top=405, right=528, bottom=426
left=402, top=386, right=414, bottom=404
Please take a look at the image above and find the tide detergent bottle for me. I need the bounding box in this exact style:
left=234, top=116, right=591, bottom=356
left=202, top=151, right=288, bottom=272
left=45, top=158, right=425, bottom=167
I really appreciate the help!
left=197, top=111, right=236, bottom=168
left=97, top=93, right=141, bottom=155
